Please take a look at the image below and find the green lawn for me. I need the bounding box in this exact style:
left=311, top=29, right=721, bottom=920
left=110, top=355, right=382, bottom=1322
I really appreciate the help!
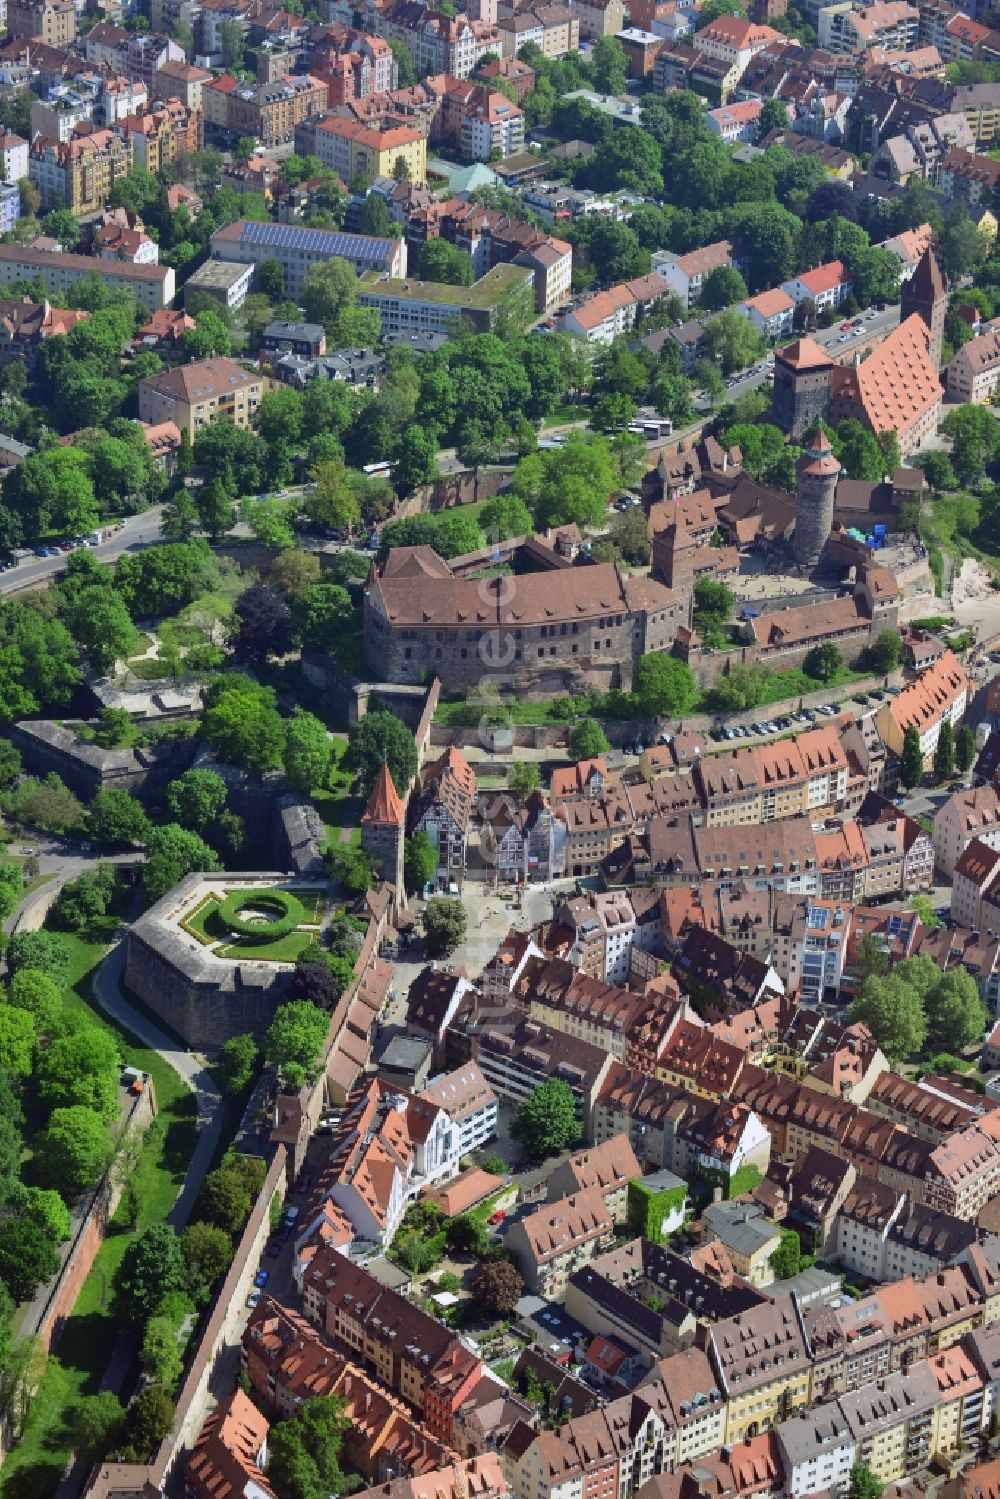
left=540, top=403, right=588, bottom=429
left=1, top=931, right=197, bottom=1499
left=181, top=888, right=324, bottom=961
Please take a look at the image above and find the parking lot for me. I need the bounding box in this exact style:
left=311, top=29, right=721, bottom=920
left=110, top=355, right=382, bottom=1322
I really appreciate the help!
left=706, top=688, right=899, bottom=745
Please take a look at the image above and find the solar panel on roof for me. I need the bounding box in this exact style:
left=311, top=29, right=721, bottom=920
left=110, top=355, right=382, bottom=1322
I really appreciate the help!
left=238, top=220, right=392, bottom=260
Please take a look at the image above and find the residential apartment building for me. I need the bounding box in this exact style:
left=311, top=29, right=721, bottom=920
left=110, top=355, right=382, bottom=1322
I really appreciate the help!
left=875, top=650, right=971, bottom=767
left=709, top=1296, right=814, bottom=1442
left=934, top=784, right=1000, bottom=877
left=136, top=355, right=263, bottom=438
left=946, top=328, right=1000, bottom=405
left=706, top=99, right=763, bottom=142
left=506, top=1189, right=615, bottom=1296
left=29, top=129, right=133, bottom=214
left=695, top=726, right=849, bottom=828
left=0, top=132, right=28, bottom=186
left=419, top=1064, right=497, bottom=1156
left=0, top=244, right=173, bottom=310
left=116, top=99, right=200, bottom=174
left=571, top=0, right=624, bottom=38
left=545, top=1136, right=642, bottom=1226
left=498, top=3, right=579, bottom=57
left=299, top=113, right=427, bottom=185
left=382, top=3, right=502, bottom=76
left=0, top=295, right=87, bottom=369
left=300, top=1251, right=483, bottom=1442
left=782, top=259, right=852, bottom=315
left=818, top=0, right=918, bottom=53
left=153, top=58, right=213, bottom=110
left=562, top=272, right=671, bottom=342
left=209, top=218, right=407, bottom=299
left=408, top=745, right=477, bottom=892
left=952, top=837, right=1000, bottom=935
left=6, top=0, right=75, bottom=43
left=222, top=74, right=327, bottom=147
left=742, top=288, right=795, bottom=339
left=925, top=1109, right=1000, bottom=1220
left=461, top=90, right=524, bottom=160
left=653, top=239, right=740, bottom=310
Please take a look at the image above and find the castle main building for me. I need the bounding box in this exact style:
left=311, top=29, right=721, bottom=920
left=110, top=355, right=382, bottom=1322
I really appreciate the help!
left=362, top=545, right=687, bottom=695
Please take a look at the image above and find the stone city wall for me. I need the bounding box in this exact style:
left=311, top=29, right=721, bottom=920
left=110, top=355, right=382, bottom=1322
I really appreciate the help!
left=9, top=720, right=195, bottom=801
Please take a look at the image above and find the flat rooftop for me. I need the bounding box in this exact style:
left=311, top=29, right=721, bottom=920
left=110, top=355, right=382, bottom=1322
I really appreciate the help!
left=358, top=262, right=532, bottom=309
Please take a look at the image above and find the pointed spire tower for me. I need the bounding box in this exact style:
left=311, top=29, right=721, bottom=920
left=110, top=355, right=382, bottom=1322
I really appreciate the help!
left=361, top=762, right=406, bottom=904
left=793, top=423, right=840, bottom=570
left=901, top=244, right=948, bottom=371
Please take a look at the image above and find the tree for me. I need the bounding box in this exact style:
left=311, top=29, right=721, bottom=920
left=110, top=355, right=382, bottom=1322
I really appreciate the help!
left=0, top=1009, right=35, bottom=1078
left=66, top=589, right=140, bottom=677
left=631, top=654, right=698, bottom=716
left=568, top=718, right=610, bottom=762
left=37, top=1027, right=121, bottom=1121
left=757, top=96, right=790, bottom=140
left=6, top=930, right=70, bottom=989
left=848, top=1464, right=884, bottom=1499
left=849, top=973, right=927, bottom=1063
left=803, top=642, right=843, bottom=682
left=478, top=493, right=535, bottom=542
left=267, top=1395, right=351, bottom=1499
left=698, top=310, right=767, bottom=376
left=423, top=896, right=467, bottom=957
left=165, top=770, right=228, bottom=834
left=0, top=1218, right=60, bottom=1302
left=240, top=496, right=295, bottom=549
left=769, top=1230, right=802, bottom=1280
left=917, top=449, right=956, bottom=492
left=264, top=1001, right=330, bottom=1089
left=2, top=445, right=99, bottom=543
left=956, top=723, right=976, bottom=774
left=73, top=1393, right=125, bottom=1464
left=592, top=34, right=627, bottom=92
left=292, top=583, right=354, bottom=652
left=180, top=1221, right=232, bottom=1306
left=901, top=725, right=924, bottom=790
left=8, top=970, right=61, bottom=1035
left=301, top=258, right=378, bottom=346
left=284, top=711, right=331, bottom=793
left=390, top=37, right=415, bottom=85
left=306, top=460, right=361, bottom=536
left=419, top=239, right=474, bottom=285
left=116, top=1224, right=186, bottom=1321
left=200, top=677, right=286, bottom=775
left=218, top=1033, right=258, bottom=1096
left=345, top=711, right=418, bottom=800
left=940, top=404, right=1000, bottom=485
left=393, top=427, right=438, bottom=495
left=89, top=788, right=150, bottom=847
left=24, top=1187, right=71, bottom=1245
left=140, top=1315, right=184, bottom=1389
left=474, top=1259, right=524, bottom=1317
left=233, top=582, right=293, bottom=668
left=195, top=480, right=236, bottom=541
left=865, top=632, right=901, bottom=674
left=123, top=1385, right=175, bottom=1462
left=510, top=762, right=541, bottom=801
left=699, top=265, right=748, bottom=311
left=404, top=832, right=439, bottom=894
left=926, top=966, right=986, bottom=1053
left=511, top=1077, right=579, bottom=1157
left=35, top=1105, right=111, bottom=1198
left=144, top=824, right=221, bottom=904
left=583, top=126, right=663, bottom=198
left=934, top=719, right=956, bottom=781
left=270, top=550, right=321, bottom=600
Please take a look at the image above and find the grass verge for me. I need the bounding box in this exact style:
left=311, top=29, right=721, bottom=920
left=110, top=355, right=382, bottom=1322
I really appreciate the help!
left=0, top=931, right=197, bottom=1499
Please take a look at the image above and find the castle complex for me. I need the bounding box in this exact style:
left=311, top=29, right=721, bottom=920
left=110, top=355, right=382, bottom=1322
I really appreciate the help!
left=772, top=247, right=947, bottom=459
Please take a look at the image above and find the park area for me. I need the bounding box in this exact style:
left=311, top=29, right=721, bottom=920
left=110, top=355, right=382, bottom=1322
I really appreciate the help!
left=179, top=883, right=327, bottom=961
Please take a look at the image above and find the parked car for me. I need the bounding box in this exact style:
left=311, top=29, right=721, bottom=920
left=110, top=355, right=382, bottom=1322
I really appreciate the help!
left=267, top=1240, right=281, bottom=1258
left=255, top=1269, right=269, bottom=1287
left=246, top=1290, right=261, bottom=1309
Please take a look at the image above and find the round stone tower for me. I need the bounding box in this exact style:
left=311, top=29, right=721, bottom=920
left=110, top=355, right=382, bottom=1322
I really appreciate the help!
left=793, top=424, right=841, bottom=570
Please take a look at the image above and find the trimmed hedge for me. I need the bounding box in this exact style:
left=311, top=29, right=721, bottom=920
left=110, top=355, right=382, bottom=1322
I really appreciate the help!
left=216, top=888, right=304, bottom=940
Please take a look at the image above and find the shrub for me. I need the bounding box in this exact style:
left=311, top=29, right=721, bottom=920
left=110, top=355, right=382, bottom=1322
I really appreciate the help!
left=216, top=887, right=304, bottom=939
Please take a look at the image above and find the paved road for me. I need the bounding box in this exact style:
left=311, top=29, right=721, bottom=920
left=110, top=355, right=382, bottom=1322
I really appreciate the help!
left=0, top=506, right=166, bottom=595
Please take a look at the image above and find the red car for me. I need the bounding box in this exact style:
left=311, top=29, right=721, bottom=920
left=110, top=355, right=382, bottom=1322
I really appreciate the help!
left=488, top=1210, right=506, bottom=1225
left=840, top=320, right=852, bottom=330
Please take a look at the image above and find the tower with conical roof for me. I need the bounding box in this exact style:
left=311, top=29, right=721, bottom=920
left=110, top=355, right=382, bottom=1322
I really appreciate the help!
left=793, top=424, right=840, bottom=570
left=901, top=245, right=947, bottom=371
left=361, top=762, right=406, bottom=905
left=772, top=336, right=835, bottom=440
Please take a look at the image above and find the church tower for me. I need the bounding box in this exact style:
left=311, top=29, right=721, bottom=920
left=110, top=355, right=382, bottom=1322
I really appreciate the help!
left=793, top=424, right=840, bottom=570
left=901, top=245, right=948, bottom=371
left=361, top=762, right=406, bottom=907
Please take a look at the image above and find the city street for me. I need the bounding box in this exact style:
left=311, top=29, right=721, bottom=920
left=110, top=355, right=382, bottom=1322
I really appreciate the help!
left=0, top=506, right=166, bottom=595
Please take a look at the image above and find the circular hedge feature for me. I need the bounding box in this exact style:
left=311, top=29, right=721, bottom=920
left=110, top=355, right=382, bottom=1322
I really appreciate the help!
left=217, top=888, right=304, bottom=940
